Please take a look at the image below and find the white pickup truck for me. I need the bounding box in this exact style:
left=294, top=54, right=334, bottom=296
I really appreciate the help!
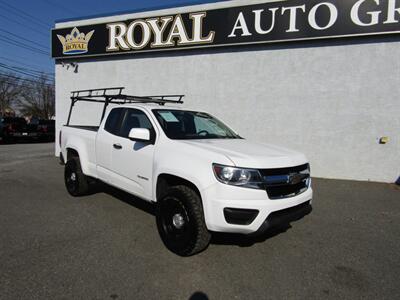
left=59, top=88, right=312, bottom=256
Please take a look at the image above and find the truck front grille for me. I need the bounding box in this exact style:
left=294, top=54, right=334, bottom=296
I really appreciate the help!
left=259, top=164, right=310, bottom=200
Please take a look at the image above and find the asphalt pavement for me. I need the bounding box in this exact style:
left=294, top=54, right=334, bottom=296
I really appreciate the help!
left=0, top=143, right=399, bottom=299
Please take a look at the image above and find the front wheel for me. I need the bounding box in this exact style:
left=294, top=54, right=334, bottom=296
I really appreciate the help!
left=64, top=157, right=89, bottom=196
left=156, top=185, right=211, bottom=256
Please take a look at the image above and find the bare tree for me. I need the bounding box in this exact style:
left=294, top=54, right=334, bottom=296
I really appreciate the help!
left=0, top=73, right=21, bottom=115
left=18, top=75, right=55, bottom=120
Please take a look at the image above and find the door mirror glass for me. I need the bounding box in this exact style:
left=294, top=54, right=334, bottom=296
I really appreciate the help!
left=128, top=128, right=151, bottom=142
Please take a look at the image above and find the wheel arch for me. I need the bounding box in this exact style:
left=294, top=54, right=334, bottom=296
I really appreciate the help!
left=66, top=147, right=79, bottom=161
left=156, top=173, right=202, bottom=202
left=64, top=146, right=90, bottom=176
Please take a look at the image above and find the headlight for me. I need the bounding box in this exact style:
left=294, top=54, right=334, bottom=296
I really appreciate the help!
left=212, top=164, right=264, bottom=189
left=300, top=164, right=311, bottom=187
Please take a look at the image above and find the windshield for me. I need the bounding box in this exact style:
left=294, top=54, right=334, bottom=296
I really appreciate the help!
left=152, top=109, right=241, bottom=140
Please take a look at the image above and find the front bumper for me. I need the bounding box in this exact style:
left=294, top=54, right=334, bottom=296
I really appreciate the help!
left=251, top=200, right=312, bottom=236
left=202, top=182, right=313, bottom=234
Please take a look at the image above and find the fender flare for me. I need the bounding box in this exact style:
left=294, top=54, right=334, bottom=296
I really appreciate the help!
left=65, top=144, right=91, bottom=176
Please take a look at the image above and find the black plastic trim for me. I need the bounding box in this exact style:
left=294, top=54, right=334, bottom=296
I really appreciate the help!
left=252, top=201, right=312, bottom=236
left=224, top=208, right=259, bottom=225
left=59, top=153, right=65, bottom=165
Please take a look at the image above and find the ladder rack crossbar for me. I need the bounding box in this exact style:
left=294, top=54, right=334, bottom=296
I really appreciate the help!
left=66, top=87, right=184, bottom=126
left=71, top=87, right=125, bottom=99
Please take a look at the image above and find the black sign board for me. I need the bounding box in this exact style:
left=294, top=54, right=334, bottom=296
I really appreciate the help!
left=52, top=0, right=400, bottom=59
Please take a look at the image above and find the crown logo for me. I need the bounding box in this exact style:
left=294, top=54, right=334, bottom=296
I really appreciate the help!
left=57, top=27, right=94, bottom=55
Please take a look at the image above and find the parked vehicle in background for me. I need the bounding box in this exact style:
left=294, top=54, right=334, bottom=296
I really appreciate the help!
left=28, top=118, right=55, bottom=142
left=37, top=120, right=55, bottom=141
left=1, top=117, right=38, bottom=142
left=59, top=88, right=313, bottom=256
left=0, top=116, right=4, bottom=142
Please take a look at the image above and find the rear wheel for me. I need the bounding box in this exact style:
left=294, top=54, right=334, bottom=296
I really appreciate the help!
left=64, top=157, right=89, bottom=196
left=156, top=185, right=211, bottom=256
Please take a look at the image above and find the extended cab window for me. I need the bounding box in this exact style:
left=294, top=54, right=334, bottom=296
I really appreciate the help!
left=104, top=108, right=124, bottom=135
left=120, top=109, right=154, bottom=138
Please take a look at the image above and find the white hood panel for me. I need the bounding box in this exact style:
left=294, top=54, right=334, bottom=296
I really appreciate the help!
left=180, top=139, right=308, bottom=169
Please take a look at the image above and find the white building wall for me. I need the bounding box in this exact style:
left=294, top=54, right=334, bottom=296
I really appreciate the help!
left=55, top=1, right=400, bottom=183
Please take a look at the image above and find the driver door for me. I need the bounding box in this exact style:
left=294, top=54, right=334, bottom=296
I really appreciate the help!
left=111, top=108, right=155, bottom=201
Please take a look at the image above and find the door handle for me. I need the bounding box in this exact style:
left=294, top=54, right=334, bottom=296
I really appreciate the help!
left=113, top=143, right=122, bottom=150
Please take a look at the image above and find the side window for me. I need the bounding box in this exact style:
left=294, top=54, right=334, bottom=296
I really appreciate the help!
left=120, top=109, right=154, bottom=138
left=104, top=108, right=123, bottom=135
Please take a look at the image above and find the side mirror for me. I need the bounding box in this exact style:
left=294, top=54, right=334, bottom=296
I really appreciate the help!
left=128, top=128, right=151, bottom=143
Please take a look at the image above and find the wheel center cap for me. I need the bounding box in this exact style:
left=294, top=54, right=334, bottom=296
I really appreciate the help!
left=70, top=173, right=76, bottom=181
left=172, top=213, right=185, bottom=229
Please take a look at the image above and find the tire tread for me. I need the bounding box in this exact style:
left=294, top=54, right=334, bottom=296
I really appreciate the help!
left=157, top=185, right=211, bottom=256
left=65, top=157, right=89, bottom=196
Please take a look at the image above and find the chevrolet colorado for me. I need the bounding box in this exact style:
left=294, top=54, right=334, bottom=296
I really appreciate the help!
left=60, top=88, right=312, bottom=256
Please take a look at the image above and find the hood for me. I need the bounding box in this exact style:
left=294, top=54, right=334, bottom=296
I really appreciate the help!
left=179, top=139, right=308, bottom=169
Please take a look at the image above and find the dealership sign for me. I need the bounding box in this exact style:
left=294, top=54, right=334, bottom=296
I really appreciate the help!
left=52, top=0, right=400, bottom=58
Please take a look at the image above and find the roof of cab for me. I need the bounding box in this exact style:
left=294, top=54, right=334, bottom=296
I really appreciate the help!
left=117, top=103, right=190, bottom=111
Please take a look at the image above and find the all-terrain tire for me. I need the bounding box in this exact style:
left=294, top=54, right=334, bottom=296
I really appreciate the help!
left=64, top=157, right=89, bottom=197
left=156, top=185, right=211, bottom=256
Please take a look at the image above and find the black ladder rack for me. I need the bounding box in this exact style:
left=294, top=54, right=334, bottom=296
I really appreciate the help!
left=66, top=87, right=184, bottom=125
